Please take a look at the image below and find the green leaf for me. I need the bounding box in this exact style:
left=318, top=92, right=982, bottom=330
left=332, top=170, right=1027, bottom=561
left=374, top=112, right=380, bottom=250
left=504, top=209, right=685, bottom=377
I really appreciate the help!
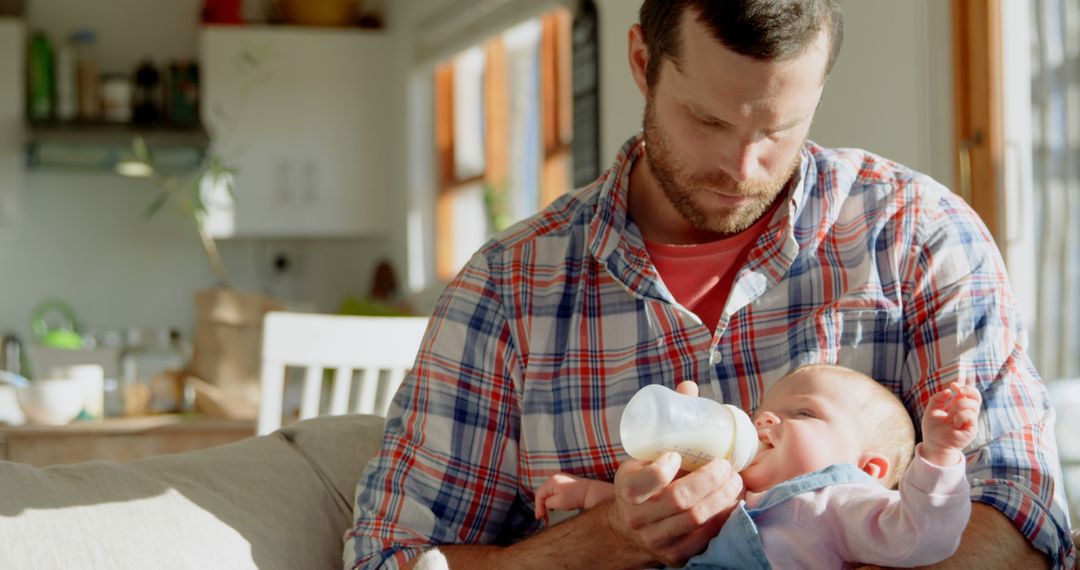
left=143, top=190, right=171, bottom=218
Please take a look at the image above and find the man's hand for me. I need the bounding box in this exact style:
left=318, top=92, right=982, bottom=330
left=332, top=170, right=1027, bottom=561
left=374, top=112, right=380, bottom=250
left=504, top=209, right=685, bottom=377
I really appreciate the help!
left=921, top=382, right=982, bottom=466
left=402, top=381, right=745, bottom=570
left=602, top=380, right=745, bottom=567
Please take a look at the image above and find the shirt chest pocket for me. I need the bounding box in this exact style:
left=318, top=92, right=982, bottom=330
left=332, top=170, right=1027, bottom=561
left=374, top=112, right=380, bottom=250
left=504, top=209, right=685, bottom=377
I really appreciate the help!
left=721, top=303, right=902, bottom=384
left=787, top=305, right=903, bottom=375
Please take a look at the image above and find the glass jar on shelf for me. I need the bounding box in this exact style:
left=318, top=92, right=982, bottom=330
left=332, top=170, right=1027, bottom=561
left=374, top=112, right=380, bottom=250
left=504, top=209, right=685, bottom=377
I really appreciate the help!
left=119, top=327, right=186, bottom=416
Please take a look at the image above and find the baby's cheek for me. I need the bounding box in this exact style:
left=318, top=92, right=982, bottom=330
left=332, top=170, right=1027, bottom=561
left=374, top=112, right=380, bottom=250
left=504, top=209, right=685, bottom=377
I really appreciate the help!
left=741, top=461, right=774, bottom=493
left=786, top=444, right=831, bottom=478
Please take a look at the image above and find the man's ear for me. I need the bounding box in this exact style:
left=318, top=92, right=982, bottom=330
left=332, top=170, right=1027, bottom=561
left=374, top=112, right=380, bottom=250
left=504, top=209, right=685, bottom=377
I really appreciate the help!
left=628, top=23, right=650, bottom=97
left=858, top=452, right=892, bottom=484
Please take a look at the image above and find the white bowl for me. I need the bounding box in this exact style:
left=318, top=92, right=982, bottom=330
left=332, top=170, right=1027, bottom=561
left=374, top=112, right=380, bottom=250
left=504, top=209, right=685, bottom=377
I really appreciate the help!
left=15, top=378, right=85, bottom=426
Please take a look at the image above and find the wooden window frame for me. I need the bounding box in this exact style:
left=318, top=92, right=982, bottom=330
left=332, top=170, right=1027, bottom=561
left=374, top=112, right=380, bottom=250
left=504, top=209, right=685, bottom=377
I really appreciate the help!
left=952, top=0, right=1004, bottom=246
left=433, top=9, right=573, bottom=281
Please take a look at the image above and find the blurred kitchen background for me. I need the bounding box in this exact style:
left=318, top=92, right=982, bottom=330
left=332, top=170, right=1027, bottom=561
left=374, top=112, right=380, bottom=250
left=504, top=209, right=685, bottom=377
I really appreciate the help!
left=0, top=0, right=1076, bottom=521
left=0, top=0, right=958, bottom=358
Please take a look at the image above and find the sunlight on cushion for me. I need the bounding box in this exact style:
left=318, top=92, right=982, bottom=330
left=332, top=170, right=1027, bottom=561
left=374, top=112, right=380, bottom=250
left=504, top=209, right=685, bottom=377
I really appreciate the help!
left=2, top=488, right=255, bottom=569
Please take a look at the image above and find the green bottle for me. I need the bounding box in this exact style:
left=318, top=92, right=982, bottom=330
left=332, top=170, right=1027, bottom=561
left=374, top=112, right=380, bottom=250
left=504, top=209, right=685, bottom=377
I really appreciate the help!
left=27, top=32, right=55, bottom=122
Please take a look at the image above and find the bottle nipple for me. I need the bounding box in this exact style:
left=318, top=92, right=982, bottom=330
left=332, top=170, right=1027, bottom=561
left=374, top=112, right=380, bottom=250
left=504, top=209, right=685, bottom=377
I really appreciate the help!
left=620, top=384, right=758, bottom=472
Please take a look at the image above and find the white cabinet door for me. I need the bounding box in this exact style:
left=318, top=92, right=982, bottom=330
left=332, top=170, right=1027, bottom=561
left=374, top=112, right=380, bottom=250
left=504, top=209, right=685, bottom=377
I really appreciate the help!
left=0, top=19, right=24, bottom=237
left=200, top=26, right=393, bottom=238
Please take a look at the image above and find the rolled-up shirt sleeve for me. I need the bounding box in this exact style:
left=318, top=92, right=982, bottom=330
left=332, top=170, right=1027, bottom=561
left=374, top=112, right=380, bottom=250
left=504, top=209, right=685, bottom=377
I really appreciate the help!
left=344, top=251, right=524, bottom=569
left=901, top=194, right=1075, bottom=568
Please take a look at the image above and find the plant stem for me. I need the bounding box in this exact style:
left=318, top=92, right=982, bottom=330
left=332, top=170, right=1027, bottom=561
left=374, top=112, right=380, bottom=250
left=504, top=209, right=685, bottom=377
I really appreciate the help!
left=174, top=188, right=233, bottom=289
left=196, top=221, right=233, bottom=289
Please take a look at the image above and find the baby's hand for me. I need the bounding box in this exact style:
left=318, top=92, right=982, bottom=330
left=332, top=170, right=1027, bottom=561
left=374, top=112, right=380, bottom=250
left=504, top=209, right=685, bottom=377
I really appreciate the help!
left=921, top=382, right=982, bottom=466
left=534, top=473, right=590, bottom=522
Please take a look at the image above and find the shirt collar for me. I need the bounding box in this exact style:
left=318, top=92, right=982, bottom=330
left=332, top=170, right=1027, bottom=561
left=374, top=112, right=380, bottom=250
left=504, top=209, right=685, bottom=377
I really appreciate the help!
left=587, top=133, right=816, bottom=298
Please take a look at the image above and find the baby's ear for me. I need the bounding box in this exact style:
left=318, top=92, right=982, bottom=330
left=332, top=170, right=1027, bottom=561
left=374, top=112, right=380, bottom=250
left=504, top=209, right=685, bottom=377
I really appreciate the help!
left=858, top=452, right=892, bottom=484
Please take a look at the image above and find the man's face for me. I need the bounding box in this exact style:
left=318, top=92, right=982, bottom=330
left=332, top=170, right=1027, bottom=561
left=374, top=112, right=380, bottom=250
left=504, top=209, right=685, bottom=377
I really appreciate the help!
left=740, top=368, right=869, bottom=493
left=636, top=11, right=829, bottom=236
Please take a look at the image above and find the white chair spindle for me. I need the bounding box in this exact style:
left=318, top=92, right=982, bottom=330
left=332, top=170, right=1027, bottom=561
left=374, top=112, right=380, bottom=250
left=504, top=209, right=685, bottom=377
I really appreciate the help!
left=355, top=368, right=377, bottom=415
left=328, top=366, right=352, bottom=416
left=299, top=365, right=323, bottom=420
left=379, top=368, right=408, bottom=416
left=257, top=360, right=287, bottom=436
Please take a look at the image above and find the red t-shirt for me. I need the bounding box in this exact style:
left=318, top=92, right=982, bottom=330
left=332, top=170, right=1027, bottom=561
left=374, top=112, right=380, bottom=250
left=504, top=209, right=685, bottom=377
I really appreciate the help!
left=644, top=204, right=780, bottom=332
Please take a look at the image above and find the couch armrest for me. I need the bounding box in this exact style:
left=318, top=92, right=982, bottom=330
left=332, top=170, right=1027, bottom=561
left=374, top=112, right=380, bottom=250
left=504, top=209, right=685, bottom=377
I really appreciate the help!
left=278, top=413, right=386, bottom=507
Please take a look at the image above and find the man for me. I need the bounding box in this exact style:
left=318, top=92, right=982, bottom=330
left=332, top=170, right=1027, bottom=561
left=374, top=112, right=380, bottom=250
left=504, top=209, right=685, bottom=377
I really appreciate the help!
left=347, top=1, right=1075, bottom=568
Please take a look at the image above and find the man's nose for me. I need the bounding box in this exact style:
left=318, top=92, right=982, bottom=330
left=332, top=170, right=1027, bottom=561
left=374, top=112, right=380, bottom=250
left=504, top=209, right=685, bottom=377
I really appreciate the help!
left=718, top=136, right=759, bottom=183
left=754, top=411, right=779, bottom=428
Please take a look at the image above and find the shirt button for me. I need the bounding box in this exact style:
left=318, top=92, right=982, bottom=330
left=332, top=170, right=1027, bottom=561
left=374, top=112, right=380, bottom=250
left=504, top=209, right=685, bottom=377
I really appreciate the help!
left=709, top=350, right=721, bottom=365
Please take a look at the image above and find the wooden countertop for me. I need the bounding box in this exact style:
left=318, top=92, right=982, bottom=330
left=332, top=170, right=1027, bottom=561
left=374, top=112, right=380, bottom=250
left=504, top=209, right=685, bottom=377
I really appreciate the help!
left=0, top=415, right=257, bottom=467
left=0, top=414, right=254, bottom=435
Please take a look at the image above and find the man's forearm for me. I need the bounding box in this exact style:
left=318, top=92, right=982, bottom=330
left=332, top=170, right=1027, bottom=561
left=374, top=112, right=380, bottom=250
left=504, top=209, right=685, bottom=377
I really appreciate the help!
left=919, top=503, right=1049, bottom=569
left=400, top=500, right=651, bottom=570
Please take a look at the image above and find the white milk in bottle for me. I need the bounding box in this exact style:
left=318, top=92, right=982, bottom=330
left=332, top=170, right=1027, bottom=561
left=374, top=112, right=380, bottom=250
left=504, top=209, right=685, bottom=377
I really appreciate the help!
left=620, top=384, right=758, bottom=472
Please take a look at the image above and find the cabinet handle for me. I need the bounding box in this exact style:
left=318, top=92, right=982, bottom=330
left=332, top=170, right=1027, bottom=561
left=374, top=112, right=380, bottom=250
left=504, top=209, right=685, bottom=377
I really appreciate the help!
left=276, top=159, right=293, bottom=205
left=304, top=160, right=318, bottom=205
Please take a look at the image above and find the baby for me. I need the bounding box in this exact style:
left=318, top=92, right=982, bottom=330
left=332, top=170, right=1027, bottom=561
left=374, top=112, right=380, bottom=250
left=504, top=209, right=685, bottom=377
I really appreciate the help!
left=534, top=364, right=982, bottom=569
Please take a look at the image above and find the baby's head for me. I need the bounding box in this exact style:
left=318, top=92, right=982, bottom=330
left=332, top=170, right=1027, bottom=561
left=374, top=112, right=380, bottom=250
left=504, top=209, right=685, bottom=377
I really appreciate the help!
left=740, top=364, right=915, bottom=493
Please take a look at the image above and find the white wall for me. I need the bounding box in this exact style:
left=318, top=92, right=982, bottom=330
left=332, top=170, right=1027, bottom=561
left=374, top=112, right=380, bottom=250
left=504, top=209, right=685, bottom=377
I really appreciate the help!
left=593, top=0, right=644, bottom=163
left=999, top=0, right=1036, bottom=333
left=27, top=0, right=201, bottom=73
left=810, top=0, right=954, bottom=187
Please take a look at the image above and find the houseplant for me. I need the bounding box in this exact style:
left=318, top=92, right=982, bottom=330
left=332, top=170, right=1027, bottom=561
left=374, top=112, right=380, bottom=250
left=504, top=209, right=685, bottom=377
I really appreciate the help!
left=122, top=136, right=234, bottom=287
left=118, top=138, right=281, bottom=419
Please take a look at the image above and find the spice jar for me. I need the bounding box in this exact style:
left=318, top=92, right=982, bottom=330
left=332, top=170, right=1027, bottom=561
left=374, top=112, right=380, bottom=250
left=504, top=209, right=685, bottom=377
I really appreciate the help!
left=101, top=73, right=132, bottom=123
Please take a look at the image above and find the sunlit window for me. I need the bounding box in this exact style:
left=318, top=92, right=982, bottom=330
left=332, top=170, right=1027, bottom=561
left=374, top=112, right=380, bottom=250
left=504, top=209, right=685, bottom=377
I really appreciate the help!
left=433, top=8, right=574, bottom=280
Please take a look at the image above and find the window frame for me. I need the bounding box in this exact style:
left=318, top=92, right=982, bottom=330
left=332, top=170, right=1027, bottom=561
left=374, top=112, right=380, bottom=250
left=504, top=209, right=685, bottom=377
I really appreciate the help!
left=433, top=8, right=573, bottom=281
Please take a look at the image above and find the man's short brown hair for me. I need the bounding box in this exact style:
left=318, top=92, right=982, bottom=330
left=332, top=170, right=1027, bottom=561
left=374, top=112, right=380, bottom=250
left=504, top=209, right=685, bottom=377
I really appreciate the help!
left=638, top=0, right=845, bottom=87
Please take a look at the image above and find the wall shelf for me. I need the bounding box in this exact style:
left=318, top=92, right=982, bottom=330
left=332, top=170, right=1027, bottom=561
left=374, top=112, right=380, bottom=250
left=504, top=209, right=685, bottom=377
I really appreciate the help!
left=26, top=122, right=209, bottom=174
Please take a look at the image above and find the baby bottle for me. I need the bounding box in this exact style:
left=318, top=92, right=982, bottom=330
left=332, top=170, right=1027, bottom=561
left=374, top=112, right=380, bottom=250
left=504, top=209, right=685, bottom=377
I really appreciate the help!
left=620, top=384, right=758, bottom=472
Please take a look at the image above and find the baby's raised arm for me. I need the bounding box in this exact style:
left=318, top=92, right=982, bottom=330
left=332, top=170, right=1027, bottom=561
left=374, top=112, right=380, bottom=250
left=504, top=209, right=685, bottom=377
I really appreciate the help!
left=534, top=473, right=616, bottom=522
left=920, top=382, right=982, bottom=466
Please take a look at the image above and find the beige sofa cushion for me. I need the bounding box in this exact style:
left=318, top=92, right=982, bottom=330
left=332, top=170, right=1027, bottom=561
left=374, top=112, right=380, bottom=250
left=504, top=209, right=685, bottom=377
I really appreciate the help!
left=0, top=414, right=385, bottom=570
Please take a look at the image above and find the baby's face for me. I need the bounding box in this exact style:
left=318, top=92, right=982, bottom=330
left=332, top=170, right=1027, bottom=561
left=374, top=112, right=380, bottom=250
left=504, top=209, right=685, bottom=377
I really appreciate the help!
left=740, top=367, right=870, bottom=492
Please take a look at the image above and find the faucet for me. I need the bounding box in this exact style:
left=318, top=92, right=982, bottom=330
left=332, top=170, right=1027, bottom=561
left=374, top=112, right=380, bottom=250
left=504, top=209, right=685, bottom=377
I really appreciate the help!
left=0, top=333, right=29, bottom=383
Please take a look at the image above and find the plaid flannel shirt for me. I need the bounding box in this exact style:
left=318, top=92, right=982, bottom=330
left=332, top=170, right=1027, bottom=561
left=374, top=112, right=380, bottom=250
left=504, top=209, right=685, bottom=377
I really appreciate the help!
left=346, top=134, right=1076, bottom=569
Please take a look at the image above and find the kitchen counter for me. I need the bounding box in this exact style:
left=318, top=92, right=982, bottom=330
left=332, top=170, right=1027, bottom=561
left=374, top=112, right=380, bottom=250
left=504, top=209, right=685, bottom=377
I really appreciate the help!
left=0, top=415, right=255, bottom=467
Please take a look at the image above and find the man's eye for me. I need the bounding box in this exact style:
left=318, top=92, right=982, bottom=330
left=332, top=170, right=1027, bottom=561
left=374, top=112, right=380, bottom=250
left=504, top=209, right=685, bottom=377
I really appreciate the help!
left=687, top=109, right=726, bottom=129
left=795, top=409, right=815, bottom=418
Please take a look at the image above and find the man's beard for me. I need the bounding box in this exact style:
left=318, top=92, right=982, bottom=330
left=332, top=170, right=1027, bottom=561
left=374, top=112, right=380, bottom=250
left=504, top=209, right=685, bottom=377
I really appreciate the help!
left=642, top=96, right=802, bottom=237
